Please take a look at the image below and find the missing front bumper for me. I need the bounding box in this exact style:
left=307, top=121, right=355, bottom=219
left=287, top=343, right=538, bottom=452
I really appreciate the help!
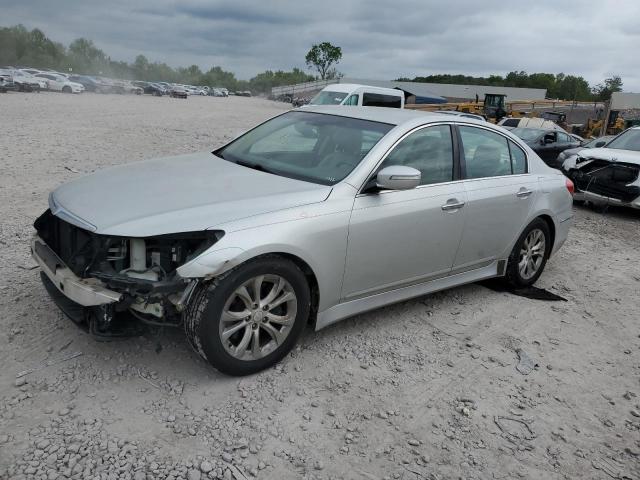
left=31, top=236, right=122, bottom=306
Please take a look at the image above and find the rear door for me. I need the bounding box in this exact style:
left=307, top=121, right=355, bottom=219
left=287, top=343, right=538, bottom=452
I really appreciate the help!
left=452, top=125, right=537, bottom=272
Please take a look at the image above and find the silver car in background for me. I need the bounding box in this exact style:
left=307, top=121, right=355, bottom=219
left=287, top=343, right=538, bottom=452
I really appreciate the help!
left=32, top=107, right=574, bottom=375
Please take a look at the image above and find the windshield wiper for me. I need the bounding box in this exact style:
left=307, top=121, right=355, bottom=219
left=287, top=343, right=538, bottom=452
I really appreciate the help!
left=234, top=159, right=276, bottom=175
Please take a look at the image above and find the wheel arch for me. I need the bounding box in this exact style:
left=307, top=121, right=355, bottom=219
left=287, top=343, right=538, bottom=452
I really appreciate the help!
left=536, top=214, right=556, bottom=257
left=267, top=252, right=320, bottom=326
left=179, top=247, right=321, bottom=325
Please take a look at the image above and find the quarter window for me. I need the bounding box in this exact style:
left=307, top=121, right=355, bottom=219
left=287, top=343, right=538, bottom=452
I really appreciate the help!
left=459, top=126, right=512, bottom=179
left=379, top=125, right=454, bottom=185
left=508, top=141, right=527, bottom=174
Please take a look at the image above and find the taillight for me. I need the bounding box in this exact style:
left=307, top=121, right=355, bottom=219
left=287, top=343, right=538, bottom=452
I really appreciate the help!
left=565, top=178, right=575, bottom=196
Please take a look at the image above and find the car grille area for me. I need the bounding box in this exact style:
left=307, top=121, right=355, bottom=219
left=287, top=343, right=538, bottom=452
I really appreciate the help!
left=34, top=209, right=97, bottom=278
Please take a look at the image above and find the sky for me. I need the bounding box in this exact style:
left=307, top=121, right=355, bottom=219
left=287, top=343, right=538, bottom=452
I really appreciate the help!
left=2, top=0, right=639, bottom=91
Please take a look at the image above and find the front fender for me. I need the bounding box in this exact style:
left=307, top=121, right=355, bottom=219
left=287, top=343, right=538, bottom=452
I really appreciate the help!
left=176, top=208, right=352, bottom=313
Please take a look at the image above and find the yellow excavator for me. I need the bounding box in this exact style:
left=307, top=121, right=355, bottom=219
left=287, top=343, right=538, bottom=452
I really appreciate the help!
left=405, top=94, right=580, bottom=123
left=405, top=93, right=508, bottom=121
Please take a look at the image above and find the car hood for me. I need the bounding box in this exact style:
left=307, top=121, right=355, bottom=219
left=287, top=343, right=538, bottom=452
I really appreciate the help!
left=577, top=147, right=640, bottom=165
left=50, top=152, right=332, bottom=237
left=560, top=147, right=584, bottom=157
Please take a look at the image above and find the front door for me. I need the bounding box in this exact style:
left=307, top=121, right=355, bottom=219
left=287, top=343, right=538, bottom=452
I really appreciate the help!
left=342, top=124, right=467, bottom=299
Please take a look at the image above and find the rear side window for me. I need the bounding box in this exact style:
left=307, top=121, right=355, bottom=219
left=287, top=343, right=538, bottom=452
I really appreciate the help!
left=509, top=141, right=527, bottom=174
left=362, top=93, right=402, bottom=108
left=459, top=126, right=512, bottom=179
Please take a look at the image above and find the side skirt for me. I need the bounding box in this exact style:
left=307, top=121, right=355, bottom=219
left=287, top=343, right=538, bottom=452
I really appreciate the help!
left=315, top=261, right=501, bottom=331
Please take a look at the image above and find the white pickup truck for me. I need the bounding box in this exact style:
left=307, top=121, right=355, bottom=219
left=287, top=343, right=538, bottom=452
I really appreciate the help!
left=308, top=83, right=405, bottom=108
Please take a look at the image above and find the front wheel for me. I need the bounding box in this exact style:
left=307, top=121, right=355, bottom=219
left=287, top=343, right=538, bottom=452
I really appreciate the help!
left=184, top=256, right=310, bottom=376
left=505, top=218, right=551, bottom=288
left=62, top=86, right=72, bottom=93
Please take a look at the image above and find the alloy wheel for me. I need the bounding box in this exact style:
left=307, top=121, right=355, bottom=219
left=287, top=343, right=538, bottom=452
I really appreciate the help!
left=518, top=228, right=546, bottom=280
left=219, top=274, right=297, bottom=361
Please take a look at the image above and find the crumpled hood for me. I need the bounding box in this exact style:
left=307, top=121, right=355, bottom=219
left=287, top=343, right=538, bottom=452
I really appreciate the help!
left=51, top=152, right=331, bottom=237
left=578, top=147, right=640, bottom=165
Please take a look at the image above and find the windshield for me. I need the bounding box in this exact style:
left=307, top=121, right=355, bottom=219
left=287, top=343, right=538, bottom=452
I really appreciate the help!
left=511, top=128, right=545, bottom=142
left=584, top=136, right=613, bottom=148
left=215, top=111, right=393, bottom=185
left=309, top=91, right=348, bottom=105
left=605, top=129, right=640, bottom=151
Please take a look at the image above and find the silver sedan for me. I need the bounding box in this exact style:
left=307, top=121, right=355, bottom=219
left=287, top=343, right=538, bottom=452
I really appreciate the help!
left=32, top=106, right=574, bottom=375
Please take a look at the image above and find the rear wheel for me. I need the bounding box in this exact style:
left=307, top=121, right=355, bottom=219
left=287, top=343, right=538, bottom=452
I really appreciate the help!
left=505, top=218, right=551, bottom=288
left=184, top=256, right=310, bottom=376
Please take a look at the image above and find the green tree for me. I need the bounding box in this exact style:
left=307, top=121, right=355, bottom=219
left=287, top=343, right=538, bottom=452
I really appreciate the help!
left=249, top=68, right=314, bottom=94
left=305, top=42, right=342, bottom=80
left=592, top=75, right=623, bottom=101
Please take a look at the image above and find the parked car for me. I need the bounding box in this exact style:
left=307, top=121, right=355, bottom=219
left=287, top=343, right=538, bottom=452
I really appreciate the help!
left=32, top=107, right=573, bottom=375
left=69, top=75, right=110, bottom=93
left=209, top=87, right=229, bottom=97
left=168, top=85, right=188, bottom=99
left=122, top=81, right=143, bottom=95
left=0, top=72, right=14, bottom=92
left=35, top=73, right=84, bottom=93
left=498, top=117, right=566, bottom=131
left=510, top=127, right=581, bottom=167
left=561, top=127, right=640, bottom=210
left=134, top=81, right=166, bottom=96
left=309, top=84, right=403, bottom=108
left=556, top=135, right=614, bottom=164
left=8, top=69, right=46, bottom=91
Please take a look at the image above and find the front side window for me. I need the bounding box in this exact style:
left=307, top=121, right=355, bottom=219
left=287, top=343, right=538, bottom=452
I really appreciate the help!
left=216, top=111, right=392, bottom=186
left=460, top=126, right=512, bottom=179
left=362, top=93, right=402, bottom=108
left=378, top=125, right=454, bottom=185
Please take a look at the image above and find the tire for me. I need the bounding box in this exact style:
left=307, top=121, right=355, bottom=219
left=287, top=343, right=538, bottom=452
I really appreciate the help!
left=184, top=256, right=310, bottom=376
left=505, top=218, right=551, bottom=288
left=62, top=86, right=72, bottom=93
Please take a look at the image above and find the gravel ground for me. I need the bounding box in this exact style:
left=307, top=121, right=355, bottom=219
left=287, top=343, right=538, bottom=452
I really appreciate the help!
left=1, top=92, right=639, bottom=480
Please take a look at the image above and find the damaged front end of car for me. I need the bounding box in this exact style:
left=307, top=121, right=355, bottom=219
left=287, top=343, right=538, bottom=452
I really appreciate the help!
left=31, top=209, right=222, bottom=338
left=562, top=153, right=640, bottom=209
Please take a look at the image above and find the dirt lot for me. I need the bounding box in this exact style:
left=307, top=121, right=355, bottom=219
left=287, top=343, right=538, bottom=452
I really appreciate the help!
left=1, top=92, right=639, bottom=480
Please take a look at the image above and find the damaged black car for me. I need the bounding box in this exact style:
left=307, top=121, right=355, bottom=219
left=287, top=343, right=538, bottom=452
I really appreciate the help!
left=561, top=127, right=640, bottom=209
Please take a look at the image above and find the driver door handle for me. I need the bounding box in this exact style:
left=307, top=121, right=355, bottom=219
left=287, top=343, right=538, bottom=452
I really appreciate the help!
left=516, top=189, right=533, bottom=198
left=441, top=200, right=466, bottom=211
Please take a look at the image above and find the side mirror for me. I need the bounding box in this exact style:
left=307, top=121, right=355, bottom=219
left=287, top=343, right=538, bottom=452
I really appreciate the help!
left=376, top=166, right=421, bottom=191
left=594, top=140, right=605, bottom=148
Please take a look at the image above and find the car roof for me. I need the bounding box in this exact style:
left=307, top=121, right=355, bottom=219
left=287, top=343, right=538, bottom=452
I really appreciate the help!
left=318, top=83, right=402, bottom=95
left=297, top=105, right=474, bottom=127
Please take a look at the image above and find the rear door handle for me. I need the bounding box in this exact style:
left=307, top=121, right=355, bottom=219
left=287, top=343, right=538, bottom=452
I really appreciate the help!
left=441, top=200, right=466, bottom=211
left=516, top=189, right=533, bottom=198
